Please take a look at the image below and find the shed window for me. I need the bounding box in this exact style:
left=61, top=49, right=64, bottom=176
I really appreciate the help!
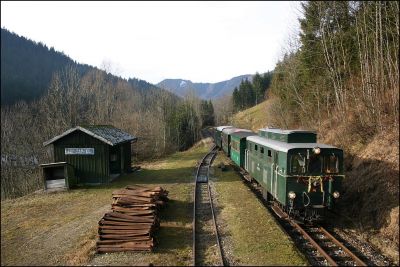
left=267, top=150, right=272, bottom=157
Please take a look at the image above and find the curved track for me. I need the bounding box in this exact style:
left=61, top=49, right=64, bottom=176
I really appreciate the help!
left=193, top=146, right=225, bottom=266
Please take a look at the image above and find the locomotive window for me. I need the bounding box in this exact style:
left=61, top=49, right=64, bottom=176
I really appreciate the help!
left=308, top=154, right=322, bottom=173
left=290, top=154, right=306, bottom=174
left=268, top=150, right=272, bottom=157
left=324, top=154, right=339, bottom=173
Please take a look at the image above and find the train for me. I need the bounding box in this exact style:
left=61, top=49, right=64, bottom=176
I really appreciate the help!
left=214, top=126, right=344, bottom=223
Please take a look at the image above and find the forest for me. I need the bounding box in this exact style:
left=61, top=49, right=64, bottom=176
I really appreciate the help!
left=1, top=29, right=217, bottom=198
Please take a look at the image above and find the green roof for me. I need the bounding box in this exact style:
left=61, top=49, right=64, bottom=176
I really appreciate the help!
left=43, top=125, right=137, bottom=146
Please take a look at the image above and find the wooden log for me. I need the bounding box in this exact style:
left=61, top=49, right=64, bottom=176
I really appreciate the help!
left=99, top=219, right=152, bottom=227
left=97, top=247, right=152, bottom=253
left=97, top=240, right=153, bottom=247
left=99, top=225, right=152, bottom=231
left=98, top=237, right=152, bottom=243
left=111, top=206, right=155, bottom=215
left=97, top=238, right=153, bottom=245
left=104, top=212, right=155, bottom=222
left=100, top=233, right=151, bottom=239
left=112, top=189, right=156, bottom=198
left=100, top=229, right=151, bottom=235
left=101, top=216, right=149, bottom=223
left=111, top=195, right=154, bottom=203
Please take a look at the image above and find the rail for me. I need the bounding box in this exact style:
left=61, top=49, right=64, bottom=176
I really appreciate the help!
left=192, top=145, right=225, bottom=266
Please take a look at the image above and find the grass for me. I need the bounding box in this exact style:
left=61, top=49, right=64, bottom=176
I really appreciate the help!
left=211, top=151, right=308, bottom=266
left=1, top=140, right=211, bottom=266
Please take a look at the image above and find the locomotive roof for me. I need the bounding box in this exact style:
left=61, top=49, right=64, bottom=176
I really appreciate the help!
left=216, top=125, right=233, bottom=131
left=246, top=135, right=338, bottom=153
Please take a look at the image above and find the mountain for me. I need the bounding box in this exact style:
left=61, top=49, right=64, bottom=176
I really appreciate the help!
left=157, top=74, right=254, bottom=99
left=0, top=28, right=161, bottom=105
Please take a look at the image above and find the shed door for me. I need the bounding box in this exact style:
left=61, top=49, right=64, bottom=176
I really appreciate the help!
left=110, top=146, right=121, bottom=174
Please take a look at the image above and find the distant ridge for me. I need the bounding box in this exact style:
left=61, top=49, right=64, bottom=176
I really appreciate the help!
left=157, top=74, right=254, bottom=99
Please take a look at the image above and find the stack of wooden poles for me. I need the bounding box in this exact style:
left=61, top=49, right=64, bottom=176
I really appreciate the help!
left=96, top=185, right=169, bottom=253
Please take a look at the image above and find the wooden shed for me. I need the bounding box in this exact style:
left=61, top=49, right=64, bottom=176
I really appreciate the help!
left=42, top=125, right=137, bottom=187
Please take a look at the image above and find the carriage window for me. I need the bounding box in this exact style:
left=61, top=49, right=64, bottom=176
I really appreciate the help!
left=268, top=150, right=272, bottom=157
left=255, top=145, right=258, bottom=151
left=290, top=153, right=306, bottom=174
left=232, top=141, right=239, bottom=151
left=261, top=147, right=264, bottom=153
left=324, top=154, right=339, bottom=173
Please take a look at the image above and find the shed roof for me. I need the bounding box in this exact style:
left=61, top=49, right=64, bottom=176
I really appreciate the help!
left=246, top=136, right=338, bottom=153
left=43, top=125, right=137, bottom=147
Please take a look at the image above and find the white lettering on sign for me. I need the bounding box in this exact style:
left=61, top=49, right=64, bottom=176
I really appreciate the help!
left=65, top=148, right=95, bottom=155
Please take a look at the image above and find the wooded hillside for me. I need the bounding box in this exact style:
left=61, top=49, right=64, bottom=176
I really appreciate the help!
left=1, top=30, right=216, bottom=199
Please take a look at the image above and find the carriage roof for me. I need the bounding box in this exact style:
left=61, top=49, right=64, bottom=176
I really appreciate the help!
left=216, top=125, right=233, bottom=131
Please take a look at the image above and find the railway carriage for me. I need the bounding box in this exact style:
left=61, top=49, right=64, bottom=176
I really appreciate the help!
left=230, top=131, right=256, bottom=168
left=244, top=128, right=343, bottom=222
left=214, top=126, right=233, bottom=149
left=222, top=128, right=254, bottom=157
left=221, top=127, right=239, bottom=156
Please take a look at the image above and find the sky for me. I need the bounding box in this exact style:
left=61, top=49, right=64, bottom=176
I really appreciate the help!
left=1, top=1, right=302, bottom=84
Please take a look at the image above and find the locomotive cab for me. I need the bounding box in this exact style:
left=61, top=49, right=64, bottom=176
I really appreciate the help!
left=286, top=147, right=344, bottom=222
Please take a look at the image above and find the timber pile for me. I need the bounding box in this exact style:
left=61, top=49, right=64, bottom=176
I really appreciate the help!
left=96, top=185, right=169, bottom=253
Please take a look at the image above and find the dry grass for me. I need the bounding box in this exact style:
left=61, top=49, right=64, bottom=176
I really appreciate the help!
left=1, top=142, right=211, bottom=266
left=211, top=151, right=308, bottom=266
left=232, top=100, right=273, bottom=132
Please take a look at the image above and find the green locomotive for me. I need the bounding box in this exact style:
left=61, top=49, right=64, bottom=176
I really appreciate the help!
left=215, top=126, right=344, bottom=223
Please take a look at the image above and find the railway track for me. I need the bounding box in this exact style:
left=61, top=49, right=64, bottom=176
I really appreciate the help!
left=193, top=146, right=225, bottom=266
left=272, top=203, right=367, bottom=266
left=237, top=166, right=369, bottom=266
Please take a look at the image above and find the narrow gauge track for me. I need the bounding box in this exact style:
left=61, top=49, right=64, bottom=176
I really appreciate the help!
left=193, top=146, right=225, bottom=266
left=237, top=167, right=369, bottom=266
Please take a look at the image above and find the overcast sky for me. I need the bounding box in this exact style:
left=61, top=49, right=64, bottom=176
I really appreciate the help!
left=1, top=1, right=301, bottom=84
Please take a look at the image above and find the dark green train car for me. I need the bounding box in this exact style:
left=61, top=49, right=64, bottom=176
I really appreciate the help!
left=230, top=131, right=256, bottom=168
left=214, top=126, right=232, bottom=148
left=221, top=127, right=239, bottom=156
left=245, top=128, right=344, bottom=221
